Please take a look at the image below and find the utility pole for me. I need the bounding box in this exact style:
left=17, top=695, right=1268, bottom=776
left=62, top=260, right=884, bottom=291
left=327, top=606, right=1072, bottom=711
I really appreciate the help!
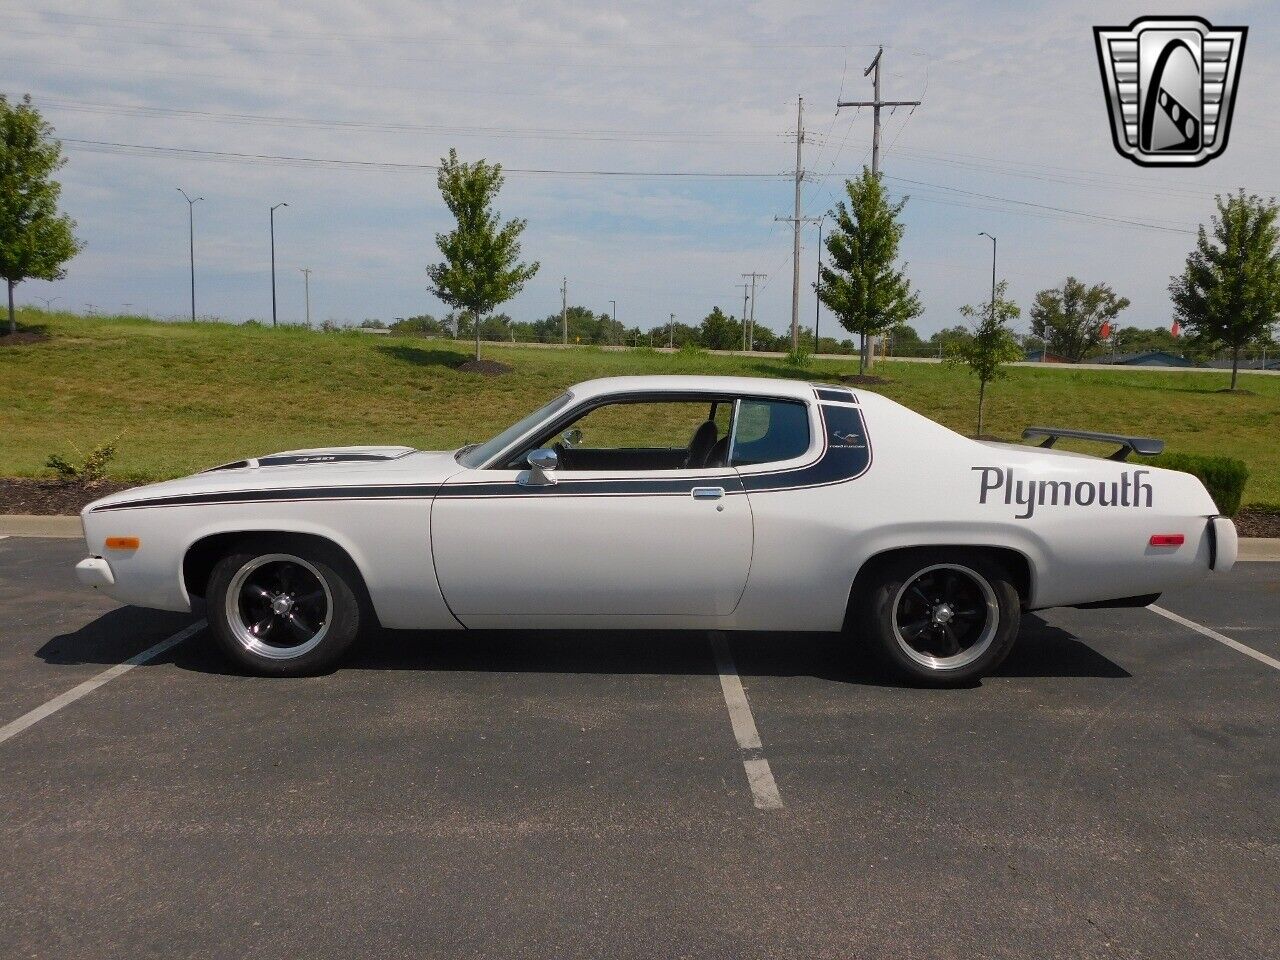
left=299, top=267, right=312, bottom=326
left=771, top=97, right=814, bottom=351
left=741, top=272, right=766, bottom=350
left=269, top=202, right=288, bottom=327
left=814, top=216, right=825, bottom=352
left=836, top=46, right=922, bottom=178
left=560, top=277, right=567, bottom=344
left=738, top=282, right=751, bottom=351
left=177, top=188, right=202, bottom=322
left=669, top=313, right=675, bottom=348
left=837, top=47, right=921, bottom=367
left=609, top=300, right=617, bottom=330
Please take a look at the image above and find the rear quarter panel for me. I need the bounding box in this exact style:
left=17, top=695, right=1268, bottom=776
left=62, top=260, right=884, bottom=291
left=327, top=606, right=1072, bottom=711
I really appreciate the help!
left=736, top=392, right=1221, bottom=627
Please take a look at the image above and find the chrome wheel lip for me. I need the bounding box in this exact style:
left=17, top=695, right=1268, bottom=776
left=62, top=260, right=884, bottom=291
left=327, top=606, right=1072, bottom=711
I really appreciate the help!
left=225, top=553, right=332, bottom=661
left=891, top=563, right=1000, bottom=672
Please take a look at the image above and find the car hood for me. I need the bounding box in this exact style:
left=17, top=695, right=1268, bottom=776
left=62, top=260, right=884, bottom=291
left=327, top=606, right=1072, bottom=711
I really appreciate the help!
left=84, top=447, right=463, bottom=513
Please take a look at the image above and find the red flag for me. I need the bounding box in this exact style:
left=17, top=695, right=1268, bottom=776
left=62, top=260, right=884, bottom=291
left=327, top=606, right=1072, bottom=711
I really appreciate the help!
left=1100, top=321, right=1112, bottom=340
left=1171, top=319, right=1181, bottom=337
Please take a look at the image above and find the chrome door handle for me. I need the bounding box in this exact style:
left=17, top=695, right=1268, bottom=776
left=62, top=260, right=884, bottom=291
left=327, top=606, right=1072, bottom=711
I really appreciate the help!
left=691, top=486, right=725, bottom=501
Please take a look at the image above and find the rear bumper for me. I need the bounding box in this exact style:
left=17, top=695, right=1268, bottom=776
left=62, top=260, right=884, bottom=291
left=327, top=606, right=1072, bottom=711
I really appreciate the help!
left=75, top=556, right=115, bottom=588
left=1208, top=516, right=1238, bottom=572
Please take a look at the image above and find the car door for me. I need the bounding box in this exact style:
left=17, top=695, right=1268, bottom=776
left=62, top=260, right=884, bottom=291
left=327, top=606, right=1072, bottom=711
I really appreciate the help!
left=430, top=396, right=752, bottom=624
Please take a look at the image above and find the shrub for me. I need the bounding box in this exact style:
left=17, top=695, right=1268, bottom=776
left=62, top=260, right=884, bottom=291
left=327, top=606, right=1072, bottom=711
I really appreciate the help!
left=784, top=347, right=813, bottom=369
left=1149, top=452, right=1249, bottom=517
left=45, top=436, right=120, bottom=483
left=678, top=342, right=705, bottom=356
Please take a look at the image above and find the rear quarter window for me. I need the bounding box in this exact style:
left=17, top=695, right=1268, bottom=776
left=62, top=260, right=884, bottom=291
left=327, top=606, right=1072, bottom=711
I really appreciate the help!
left=731, top=400, right=811, bottom=466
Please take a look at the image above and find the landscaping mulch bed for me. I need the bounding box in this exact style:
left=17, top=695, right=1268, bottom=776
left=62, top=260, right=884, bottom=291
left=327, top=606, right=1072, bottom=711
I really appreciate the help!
left=1233, top=506, right=1280, bottom=538
left=0, top=478, right=134, bottom=516
left=457, top=358, right=513, bottom=376
left=0, top=329, right=50, bottom=346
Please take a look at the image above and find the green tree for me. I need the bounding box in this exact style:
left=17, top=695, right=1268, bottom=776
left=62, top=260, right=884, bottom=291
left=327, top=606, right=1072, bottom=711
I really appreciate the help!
left=950, top=280, right=1023, bottom=437
left=1169, top=190, right=1280, bottom=390
left=1030, top=277, right=1131, bottom=362
left=817, top=169, right=922, bottom=373
left=0, top=95, right=82, bottom=335
left=426, top=149, right=538, bottom=361
left=697, top=306, right=742, bottom=351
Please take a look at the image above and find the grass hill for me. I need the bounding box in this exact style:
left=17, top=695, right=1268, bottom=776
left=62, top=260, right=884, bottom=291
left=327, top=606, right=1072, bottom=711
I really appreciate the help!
left=3, top=310, right=1278, bottom=505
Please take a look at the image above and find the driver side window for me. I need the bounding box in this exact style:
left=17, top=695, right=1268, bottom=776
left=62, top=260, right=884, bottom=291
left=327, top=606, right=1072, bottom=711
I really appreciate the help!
left=519, top=399, right=733, bottom=472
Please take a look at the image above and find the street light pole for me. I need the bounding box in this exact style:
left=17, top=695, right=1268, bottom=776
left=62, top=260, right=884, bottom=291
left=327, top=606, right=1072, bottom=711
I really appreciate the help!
left=177, top=188, right=202, bottom=322
left=270, top=202, right=288, bottom=327
left=979, top=232, right=997, bottom=328
left=299, top=267, right=312, bottom=326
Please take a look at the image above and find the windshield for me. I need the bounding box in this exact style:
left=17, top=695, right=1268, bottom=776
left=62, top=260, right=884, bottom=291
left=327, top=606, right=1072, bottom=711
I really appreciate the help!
left=455, top=392, right=575, bottom=469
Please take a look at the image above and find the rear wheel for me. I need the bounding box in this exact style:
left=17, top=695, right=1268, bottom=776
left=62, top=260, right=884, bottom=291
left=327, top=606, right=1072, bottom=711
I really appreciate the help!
left=856, top=551, right=1021, bottom=686
left=207, top=540, right=361, bottom=676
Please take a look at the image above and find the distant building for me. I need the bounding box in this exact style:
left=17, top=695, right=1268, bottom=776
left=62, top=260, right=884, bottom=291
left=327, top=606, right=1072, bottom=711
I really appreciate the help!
left=1092, top=350, right=1194, bottom=367
left=1202, top=356, right=1280, bottom=371
left=1024, top=348, right=1072, bottom=363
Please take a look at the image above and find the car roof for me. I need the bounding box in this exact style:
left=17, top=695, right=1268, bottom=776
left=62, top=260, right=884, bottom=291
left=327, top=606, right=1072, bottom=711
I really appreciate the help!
left=568, top=375, right=842, bottom=402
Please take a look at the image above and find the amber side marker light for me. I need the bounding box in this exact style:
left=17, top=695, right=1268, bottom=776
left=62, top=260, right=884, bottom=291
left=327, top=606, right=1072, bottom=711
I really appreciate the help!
left=1149, top=534, right=1185, bottom=547
left=104, top=536, right=140, bottom=550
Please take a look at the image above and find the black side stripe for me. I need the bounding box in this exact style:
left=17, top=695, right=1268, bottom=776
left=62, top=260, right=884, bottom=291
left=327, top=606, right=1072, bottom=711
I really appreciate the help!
left=91, top=405, right=870, bottom=511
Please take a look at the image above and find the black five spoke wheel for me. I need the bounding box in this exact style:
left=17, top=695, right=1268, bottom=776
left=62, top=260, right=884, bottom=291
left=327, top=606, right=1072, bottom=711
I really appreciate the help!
left=891, top=563, right=1000, bottom=671
left=226, top=554, right=333, bottom=660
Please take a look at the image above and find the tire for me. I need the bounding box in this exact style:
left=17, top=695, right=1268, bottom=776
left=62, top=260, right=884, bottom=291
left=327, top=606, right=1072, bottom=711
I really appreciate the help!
left=206, top=538, right=362, bottom=676
left=855, top=550, right=1021, bottom=686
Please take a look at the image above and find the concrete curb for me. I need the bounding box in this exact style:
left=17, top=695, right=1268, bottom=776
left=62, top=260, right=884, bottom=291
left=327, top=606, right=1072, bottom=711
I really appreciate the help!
left=0, top=515, right=82, bottom=538
left=1238, top=538, right=1280, bottom=562
left=2, top=514, right=1277, bottom=560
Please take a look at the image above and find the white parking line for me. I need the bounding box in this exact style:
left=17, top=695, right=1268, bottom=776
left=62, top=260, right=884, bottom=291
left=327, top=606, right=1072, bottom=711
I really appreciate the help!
left=0, top=620, right=206, bottom=746
left=1149, top=605, right=1280, bottom=672
left=709, top=632, right=783, bottom=810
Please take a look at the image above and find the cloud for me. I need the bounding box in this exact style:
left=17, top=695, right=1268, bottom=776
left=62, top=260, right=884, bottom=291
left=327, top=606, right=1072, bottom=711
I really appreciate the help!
left=2, top=0, right=1276, bottom=334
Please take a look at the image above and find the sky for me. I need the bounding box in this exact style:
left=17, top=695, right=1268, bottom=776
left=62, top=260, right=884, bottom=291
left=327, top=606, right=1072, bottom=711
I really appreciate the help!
left=2, top=0, right=1277, bottom=340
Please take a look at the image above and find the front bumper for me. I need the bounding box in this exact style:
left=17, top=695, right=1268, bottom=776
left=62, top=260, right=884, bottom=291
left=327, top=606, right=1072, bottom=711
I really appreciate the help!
left=75, top=557, right=115, bottom=588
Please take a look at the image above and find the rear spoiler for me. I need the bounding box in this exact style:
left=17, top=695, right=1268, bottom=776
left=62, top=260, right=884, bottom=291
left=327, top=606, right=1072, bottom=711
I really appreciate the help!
left=1021, top=426, right=1164, bottom=462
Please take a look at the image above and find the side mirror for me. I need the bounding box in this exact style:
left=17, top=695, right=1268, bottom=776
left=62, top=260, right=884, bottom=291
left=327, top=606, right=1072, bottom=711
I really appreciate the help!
left=561, top=427, right=583, bottom=448
left=523, top=448, right=559, bottom=486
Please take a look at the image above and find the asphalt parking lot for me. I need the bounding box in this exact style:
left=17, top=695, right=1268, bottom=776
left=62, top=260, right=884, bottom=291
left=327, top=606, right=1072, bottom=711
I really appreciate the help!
left=1, top=535, right=1276, bottom=959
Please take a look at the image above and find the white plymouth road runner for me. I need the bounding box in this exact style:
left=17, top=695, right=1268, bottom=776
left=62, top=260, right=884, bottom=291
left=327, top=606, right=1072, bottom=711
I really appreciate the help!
left=77, top=376, right=1237, bottom=685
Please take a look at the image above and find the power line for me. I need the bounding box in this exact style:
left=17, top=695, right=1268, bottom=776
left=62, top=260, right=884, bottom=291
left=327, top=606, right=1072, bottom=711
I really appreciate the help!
left=36, top=95, right=790, bottom=145
left=57, top=137, right=1204, bottom=234
left=58, top=138, right=782, bottom=178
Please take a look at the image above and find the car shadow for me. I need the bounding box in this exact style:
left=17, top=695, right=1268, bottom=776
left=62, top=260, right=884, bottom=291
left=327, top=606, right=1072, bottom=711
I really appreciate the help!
left=37, top=609, right=1129, bottom=686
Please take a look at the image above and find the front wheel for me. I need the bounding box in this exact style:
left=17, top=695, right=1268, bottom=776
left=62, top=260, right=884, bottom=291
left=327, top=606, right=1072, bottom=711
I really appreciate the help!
left=207, top=540, right=362, bottom=676
left=856, top=551, right=1021, bottom=686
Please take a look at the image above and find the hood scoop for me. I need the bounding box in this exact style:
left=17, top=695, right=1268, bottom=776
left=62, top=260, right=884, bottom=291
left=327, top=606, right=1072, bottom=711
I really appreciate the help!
left=203, top=446, right=416, bottom=473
